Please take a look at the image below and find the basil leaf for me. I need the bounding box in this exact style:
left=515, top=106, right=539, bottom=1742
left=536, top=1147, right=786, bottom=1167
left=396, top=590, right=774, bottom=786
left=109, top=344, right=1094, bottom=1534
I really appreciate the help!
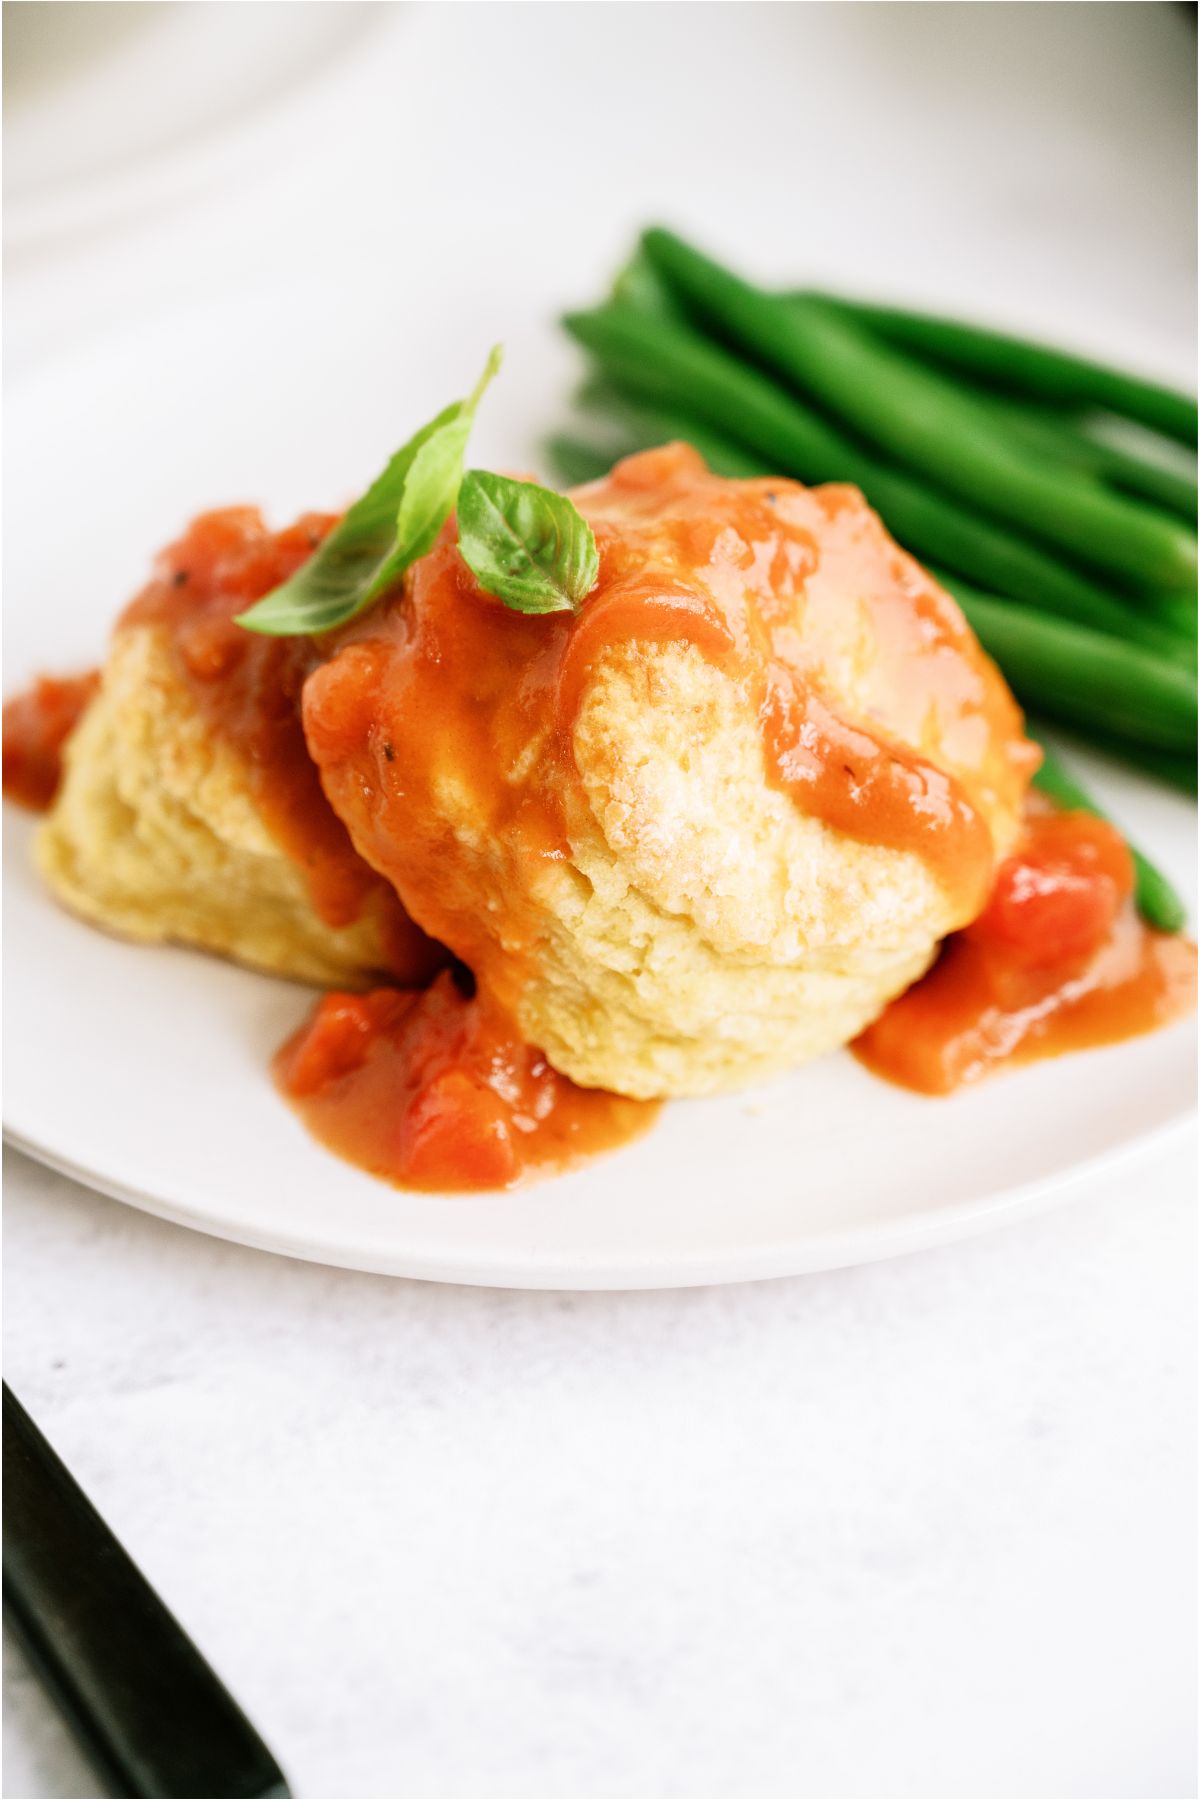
left=456, top=470, right=600, bottom=615
left=237, top=346, right=502, bottom=636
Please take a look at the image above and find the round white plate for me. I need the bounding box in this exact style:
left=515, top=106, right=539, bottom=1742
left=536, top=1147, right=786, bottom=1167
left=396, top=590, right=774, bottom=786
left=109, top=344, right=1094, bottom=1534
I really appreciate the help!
left=4, top=285, right=1196, bottom=1288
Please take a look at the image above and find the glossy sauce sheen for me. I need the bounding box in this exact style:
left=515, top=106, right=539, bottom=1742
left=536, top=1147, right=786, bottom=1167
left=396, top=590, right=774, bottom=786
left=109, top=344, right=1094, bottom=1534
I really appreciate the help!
left=6, top=454, right=1193, bottom=1193
left=277, top=973, right=657, bottom=1192
left=305, top=444, right=1035, bottom=1025
left=854, top=796, right=1197, bottom=1092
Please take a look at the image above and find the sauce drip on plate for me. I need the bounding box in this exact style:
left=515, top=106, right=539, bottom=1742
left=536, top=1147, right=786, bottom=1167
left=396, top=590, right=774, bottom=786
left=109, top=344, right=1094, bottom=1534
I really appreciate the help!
left=276, top=971, right=657, bottom=1191
left=854, top=795, right=1197, bottom=1092
left=5, top=453, right=1193, bottom=1193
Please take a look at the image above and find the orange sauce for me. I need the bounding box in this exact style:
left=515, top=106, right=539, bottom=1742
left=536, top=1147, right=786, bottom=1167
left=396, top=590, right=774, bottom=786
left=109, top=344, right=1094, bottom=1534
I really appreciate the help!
left=305, top=444, right=1034, bottom=1023
left=854, top=796, right=1197, bottom=1092
left=3, top=670, right=100, bottom=809
left=6, top=450, right=1192, bottom=1189
left=120, top=506, right=443, bottom=982
left=276, top=971, right=657, bottom=1191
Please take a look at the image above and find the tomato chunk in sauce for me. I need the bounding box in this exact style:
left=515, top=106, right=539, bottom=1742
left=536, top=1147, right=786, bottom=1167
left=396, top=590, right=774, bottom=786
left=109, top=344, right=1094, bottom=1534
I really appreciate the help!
left=3, top=671, right=100, bottom=810
left=6, top=470, right=1194, bottom=1189
left=853, top=797, right=1197, bottom=1094
left=276, top=971, right=658, bottom=1192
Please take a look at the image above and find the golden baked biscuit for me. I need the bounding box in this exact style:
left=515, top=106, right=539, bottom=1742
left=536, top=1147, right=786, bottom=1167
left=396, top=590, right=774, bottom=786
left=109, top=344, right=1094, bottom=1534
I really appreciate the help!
left=38, top=623, right=398, bottom=987
left=304, top=447, right=1036, bottom=1098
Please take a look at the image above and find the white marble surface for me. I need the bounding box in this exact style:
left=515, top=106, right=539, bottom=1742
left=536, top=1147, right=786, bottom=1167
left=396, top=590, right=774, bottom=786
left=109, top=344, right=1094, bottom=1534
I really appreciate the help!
left=4, top=5, right=1197, bottom=1796
left=4, top=1142, right=1197, bottom=1800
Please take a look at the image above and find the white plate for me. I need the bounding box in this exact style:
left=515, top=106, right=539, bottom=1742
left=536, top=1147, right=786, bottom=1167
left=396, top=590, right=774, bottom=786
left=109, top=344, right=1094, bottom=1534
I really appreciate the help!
left=4, top=285, right=1196, bottom=1288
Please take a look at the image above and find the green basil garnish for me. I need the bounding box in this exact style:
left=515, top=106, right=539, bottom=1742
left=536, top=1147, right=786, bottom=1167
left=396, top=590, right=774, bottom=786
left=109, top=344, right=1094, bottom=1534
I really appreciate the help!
left=236, top=346, right=502, bottom=636
left=456, top=470, right=599, bottom=615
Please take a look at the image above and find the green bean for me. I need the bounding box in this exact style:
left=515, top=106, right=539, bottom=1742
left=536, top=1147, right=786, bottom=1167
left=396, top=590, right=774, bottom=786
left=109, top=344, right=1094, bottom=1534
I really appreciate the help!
left=641, top=229, right=1196, bottom=591
left=1028, top=723, right=1198, bottom=798
left=1075, top=431, right=1197, bottom=523
left=562, top=304, right=1181, bottom=652
left=605, top=274, right=1197, bottom=523
left=546, top=426, right=1194, bottom=906
left=576, top=371, right=1191, bottom=662
left=975, top=395, right=1198, bottom=524
left=932, top=569, right=1197, bottom=752
left=1142, top=590, right=1198, bottom=642
left=799, top=290, right=1198, bottom=447
left=1112, top=742, right=1198, bottom=797
left=798, top=291, right=1198, bottom=518
left=1031, top=745, right=1188, bottom=932
left=544, top=435, right=620, bottom=487
left=546, top=385, right=766, bottom=487
left=574, top=382, right=764, bottom=478
left=609, top=249, right=689, bottom=323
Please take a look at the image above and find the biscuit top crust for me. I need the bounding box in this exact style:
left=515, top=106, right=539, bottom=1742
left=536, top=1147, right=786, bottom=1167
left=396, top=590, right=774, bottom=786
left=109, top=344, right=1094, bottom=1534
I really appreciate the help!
left=303, top=443, right=1036, bottom=1020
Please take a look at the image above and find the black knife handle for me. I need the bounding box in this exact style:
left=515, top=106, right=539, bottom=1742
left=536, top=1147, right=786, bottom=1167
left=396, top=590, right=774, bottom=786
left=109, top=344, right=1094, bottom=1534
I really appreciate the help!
left=3, top=1384, right=290, bottom=1798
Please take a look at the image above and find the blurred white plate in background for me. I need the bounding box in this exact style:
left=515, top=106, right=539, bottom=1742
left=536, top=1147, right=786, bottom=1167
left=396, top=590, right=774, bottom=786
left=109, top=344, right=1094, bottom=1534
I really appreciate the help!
left=3, top=1, right=387, bottom=250
left=3, top=284, right=1196, bottom=1287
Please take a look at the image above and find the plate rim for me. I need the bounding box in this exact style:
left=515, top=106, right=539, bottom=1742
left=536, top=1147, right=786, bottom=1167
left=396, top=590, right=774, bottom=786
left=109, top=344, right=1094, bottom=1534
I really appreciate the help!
left=7, top=1108, right=1194, bottom=1291
left=4, top=280, right=1195, bottom=1292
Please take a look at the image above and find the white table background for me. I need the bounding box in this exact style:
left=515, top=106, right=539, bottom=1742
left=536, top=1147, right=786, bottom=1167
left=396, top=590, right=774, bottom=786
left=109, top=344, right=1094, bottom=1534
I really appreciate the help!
left=3, top=6, right=1196, bottom=1797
